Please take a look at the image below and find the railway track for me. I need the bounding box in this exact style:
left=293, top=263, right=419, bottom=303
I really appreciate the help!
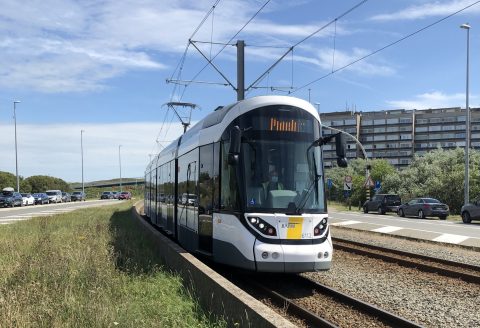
left=246, top=274, right=421, bottom=328
left=332, top=237, right=480, bottom=284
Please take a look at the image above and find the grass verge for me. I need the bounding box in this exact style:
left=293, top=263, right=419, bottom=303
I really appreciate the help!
left=0, top=201, right=226, bottom=327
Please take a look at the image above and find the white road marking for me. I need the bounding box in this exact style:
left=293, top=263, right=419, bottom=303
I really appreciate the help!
left=372, top=226, right=403, bottom=234
left=330, top=220, right=362, bottom=226
left=433, top=234, right=470, bottom=244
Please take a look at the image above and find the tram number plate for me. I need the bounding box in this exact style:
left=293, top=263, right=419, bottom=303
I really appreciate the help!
left=286, top=217, right=303, bottom=239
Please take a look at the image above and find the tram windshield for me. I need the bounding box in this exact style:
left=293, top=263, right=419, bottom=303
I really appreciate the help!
left=240, top=105, right=325, bottom=213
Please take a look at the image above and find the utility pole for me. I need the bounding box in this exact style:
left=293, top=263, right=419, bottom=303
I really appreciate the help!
left=119, top=145, right=122, bottom=192
left=81, top=130, right=85, bottom=194
left=13, top=100, right=21, bottom=192
left=237, top=40, right=245, bottom=101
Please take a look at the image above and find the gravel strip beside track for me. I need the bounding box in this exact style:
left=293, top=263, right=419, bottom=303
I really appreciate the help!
left=331, top=226, right=480, bottom=266
left=304, top=249, right=480, bottom=327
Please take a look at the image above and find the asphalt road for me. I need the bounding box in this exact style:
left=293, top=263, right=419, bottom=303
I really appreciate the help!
left=0, top=199, right=123, bottom=225
left=328, top=209, right=480, bottom=249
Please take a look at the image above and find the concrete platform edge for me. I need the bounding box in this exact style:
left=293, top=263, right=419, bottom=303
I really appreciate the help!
left=131, top=201, right=296, bottom=328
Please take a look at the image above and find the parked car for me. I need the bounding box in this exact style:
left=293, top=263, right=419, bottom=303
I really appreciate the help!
left=100, top=191, right=114, bottom=199
left=21, top=193, right=35, bottom=206
left=118, top=191, right=132, bottom=200
left=112, top=191, right=119, bottom=199
left=0, top=187, right=23, bottom=207
left=460, top=200, right=480, bottom=223
left=363, top=194, right=402, bottom=214
left=62, top=192, right=71, bottom=202
left=398, top=198, right=449, bottom=220
left=71, top=191, right=86, bottom=201
left=46, top=190, right=63, bottom=203
left=33, top=193, right=49, bottom=205
left=181, top=193, right=197, bottom=206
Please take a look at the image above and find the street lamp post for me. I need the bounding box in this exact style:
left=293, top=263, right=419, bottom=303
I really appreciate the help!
left=461, top=23, right=471, bottom=205
left=119, top=145, right=122, bottom=192
left=81, top=130, right=85, bottom=194
left=13, top=100, right=20, bottom=192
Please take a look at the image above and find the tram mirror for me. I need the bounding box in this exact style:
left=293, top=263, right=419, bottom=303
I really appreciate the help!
left=335, top=133, right=348, bottom=168
left=228, top=125, right=242, bottom=165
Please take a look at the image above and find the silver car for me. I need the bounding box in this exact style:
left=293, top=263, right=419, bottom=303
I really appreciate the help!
left=461, top=200, right=480, bottom=223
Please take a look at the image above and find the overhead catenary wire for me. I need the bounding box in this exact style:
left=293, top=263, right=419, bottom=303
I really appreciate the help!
left=291, top=0, right=480, bottom=94
left=156, top=0, right=222, bottom=156
left=180, top=0, right=272, bottom=99
left=168, top=0, right=222, bottom=102
left=247, top=0, right=369, bottom=92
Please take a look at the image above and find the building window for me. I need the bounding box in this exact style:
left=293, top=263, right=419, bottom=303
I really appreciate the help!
left=386, top=118, right=399, bottom=124
left=344, top=119, right=356, bottom=125
left=429, top=125, right=441, bottom=132
left=400, top=118, right=412, bottom=124
left=374, top=127, right=386, bottom=133
left=415, top=126, right=428, bottom=132
left=400, top=134, right=412, bottom=140
left=416, top=118, right=428, bottom=124
left=362, top=119, right=373, bottom=125
left=373, top=135, right=386, bottom=141
left=374, top=119, right=386, bottom=125
left=386, top=126, right=399, bottom=132
left=386, top=134, right=399, bottom=141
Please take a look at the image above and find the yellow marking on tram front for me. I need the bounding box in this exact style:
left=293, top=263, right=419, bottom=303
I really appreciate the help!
left=286, top=217, right=303, bottom=239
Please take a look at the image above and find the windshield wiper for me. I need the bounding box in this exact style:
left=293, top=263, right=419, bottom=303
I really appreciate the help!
left=292, top=173, right=321, bottom=214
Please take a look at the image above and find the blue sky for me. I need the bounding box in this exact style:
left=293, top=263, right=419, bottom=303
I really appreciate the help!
left=1, top=0, right=480, bottom=182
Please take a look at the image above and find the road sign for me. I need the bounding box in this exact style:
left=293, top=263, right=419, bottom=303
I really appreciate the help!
left=344, top=182, right=353, bottom=191
left=375, top=180, right=381, bottom=190
left=364, top=176, right=374, bottom=188
left=344, top=175, right=352, bottom=183
left=327, top=178, right=333, bottom=189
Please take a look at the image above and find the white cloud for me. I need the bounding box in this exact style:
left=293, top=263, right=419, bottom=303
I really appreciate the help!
left=385, top=91, right=475, bottom=109
left=371, top=0, right=480, bottom=21
left=0, top=0, right=352, bottom=93
left=0, top=121, right=185, bottom=182
left=293, top=47, right=395, bottom=77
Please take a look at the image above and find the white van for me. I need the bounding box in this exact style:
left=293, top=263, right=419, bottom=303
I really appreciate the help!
left=45, top=190, right=62, bottom=203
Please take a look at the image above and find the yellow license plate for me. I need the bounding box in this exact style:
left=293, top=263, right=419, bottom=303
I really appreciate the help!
left=286, top=217, right=303, bottom=239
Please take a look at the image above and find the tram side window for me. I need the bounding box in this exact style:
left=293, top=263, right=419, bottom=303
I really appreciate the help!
left=199, top=144, right=214, bottom=214
left=213, top=142, right=220, bottom=211
left=220, top=141, right=240, bottom=211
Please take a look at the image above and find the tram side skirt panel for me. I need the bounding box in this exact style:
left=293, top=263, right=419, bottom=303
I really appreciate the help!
left=212, top=213, right=256, bottom=270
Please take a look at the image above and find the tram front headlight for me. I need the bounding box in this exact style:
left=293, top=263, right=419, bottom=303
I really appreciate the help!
left=314, top=217, right=328, bottom=236
left=247, top=217, right=277, bottom=236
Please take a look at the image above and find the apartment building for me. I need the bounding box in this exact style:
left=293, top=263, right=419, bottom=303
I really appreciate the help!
left=320, top=107, right=479, bottom=168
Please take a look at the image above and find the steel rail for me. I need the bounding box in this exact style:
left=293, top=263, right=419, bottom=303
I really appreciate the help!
left=251, top=275, right=421, bottom=328
left=332, top=237, right=480, bottom=284
left=249, top=281, right=338, bottom=328
left=297, top=276, right=422, bottom=328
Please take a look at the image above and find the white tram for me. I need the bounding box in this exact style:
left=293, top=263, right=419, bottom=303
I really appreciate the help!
left=144, top=96, right=347, bottom=272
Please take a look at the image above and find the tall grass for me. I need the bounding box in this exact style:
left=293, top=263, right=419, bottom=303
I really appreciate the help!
left=0, top=201, right=225, bottom=327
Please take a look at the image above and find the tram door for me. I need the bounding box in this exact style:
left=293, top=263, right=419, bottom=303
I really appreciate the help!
left=198, top=144, right=215, bottom=253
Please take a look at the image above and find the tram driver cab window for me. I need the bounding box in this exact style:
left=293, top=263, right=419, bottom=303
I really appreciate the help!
left=262, top=169, right=284, bottom=199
